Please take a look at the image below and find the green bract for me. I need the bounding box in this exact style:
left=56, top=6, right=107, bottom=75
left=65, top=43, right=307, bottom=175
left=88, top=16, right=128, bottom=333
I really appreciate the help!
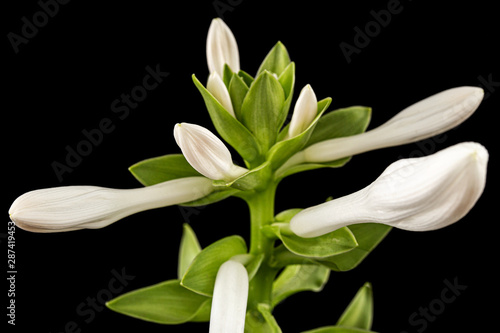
left=107, top=39, right=389, bottom=332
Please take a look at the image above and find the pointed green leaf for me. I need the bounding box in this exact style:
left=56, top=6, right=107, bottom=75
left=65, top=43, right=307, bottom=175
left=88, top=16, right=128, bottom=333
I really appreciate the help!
left=277, top=62, right=296, bottom=128
left=106, top=280, right=210, bottom=325
left=257, top=41, right=291, bottom=76
left=223, top=63, right=233, bottom=87
left=337, top=282, right=373, bottom=330
left=180, top=187, right=240, bottom=207
left=264, top=223, right=358, bottom=258
left=245, top=305, right=283, bottom=333
left=181, top=235, right=247, bottom=297
left=231, top=253, right=265, bottom=281
left=278, top=62, right=295, bottom=100
left=272, top=264, right=330, bottom=307
left=275, top=106, right=371, bottom=180
left=241, top=71, right=285, bottom=151
left=178, top=224, right=202, bottom=279
left=213, top=161, right=272, bottom=191
left=228, top=73, right=249, bottom=120
left=275, top=157, right=352, bottom=180
left=316, top=224, right=391, bottom=272
left=190, top=300, right=211, bottom=322
left=129, top=154, right=201, bottom=186
left=275, top=208, right=303, bottom=222
left=192, top=74, right=261, bottom=163
left=267, top=98, right=331, bottom=170
left=238, top=70, right=254, bottom=87
left=302, top=327, right=377, bottom=333
left=305, top=106, right=372, bottom=148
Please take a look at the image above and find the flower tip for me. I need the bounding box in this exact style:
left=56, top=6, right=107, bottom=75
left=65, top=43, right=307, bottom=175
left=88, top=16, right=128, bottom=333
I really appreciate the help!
left=286, top=84, right=318, bottom=138
left=462, top=142, right=489, bottom=170
left=173, top=122, right=183, bottom=141
left=206, top=17, right=239, bottom=76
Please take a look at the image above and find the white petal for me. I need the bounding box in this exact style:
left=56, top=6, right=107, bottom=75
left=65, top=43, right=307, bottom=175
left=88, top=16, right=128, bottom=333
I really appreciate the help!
left=290, top=142, right=488, bottom=237
left=206, top=18, right=240, bottom=77
left=9, top=177, right=214, bottom=233
left=287, top=84, right=318, bottom=138
left=209, top=260, right=248, bottom=333
left=207, top=72, right=235, bottom=117
left=303, top=86, right=484, bottom=163
left=173, top=123, right=247, bottom=181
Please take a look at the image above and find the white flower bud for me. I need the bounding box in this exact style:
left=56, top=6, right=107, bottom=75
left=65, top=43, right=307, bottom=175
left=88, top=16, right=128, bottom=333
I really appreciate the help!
left=207, top=71, right=235, bottom=117
left=9, top=177, right=214, bottom=233
left=206, top=18, right=240, bottom=77
left=290, top=142, right=488, bottom=237
left=209, top=260, right=248, bottom=333
left=286, top=84, right=318, bottom=139
left=173, top=123, right=247, bottom=181
left=302, top=86, right=484, bottom=163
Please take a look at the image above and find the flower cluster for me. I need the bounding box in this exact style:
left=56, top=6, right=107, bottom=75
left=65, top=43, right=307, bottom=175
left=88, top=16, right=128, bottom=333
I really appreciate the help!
left=9, top=18, right=488, bottom=332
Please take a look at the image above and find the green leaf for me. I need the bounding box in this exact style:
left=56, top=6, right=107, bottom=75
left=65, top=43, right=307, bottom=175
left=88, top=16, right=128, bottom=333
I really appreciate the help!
left=190, top=300, right=212, bottom=322
left=302, top=327, right=377, bottom=333
left=272, top=264, right=330, bottom=307
left=267, top=98, right=331, bottom=170
left=238, top=70, right=254, bottom=87
left=214, top=161, right=272, bottom=192
left=337, top=282, right=373, bottom=330
left=181, top=235, right=247, bottom=297
left=241, top=71, right=285, bottom=152
left=305, top=106, right=372, bottom=148
left=264, top=223, right=358, bottom=258
left=278, top=62, right=295, bottom=100
left=106, top=280, right=210, bottom=325
left=180, top=187, right=240, bottom=207
left=228, top=73, right=249, bottom=120
left=192, top=74, right=261, bottom=163
left=275, top=106, right=371, bottom=180
left=275, top=157, right=352, bottom=180
left=275, top=208, right=303, bottom=222
left=231, top=253, right=265, bottom=281
left=223, top=63, right=233, bottom=87
left=178, top=224, right=202, bottom=279
left=257, top=41, right=291, bottom=76
left=245, top=304, right=282, bottom=333
left=277, top=62, right=296, bottom=128
left=129, top=154, right=200, bottom=186
left=316, top=224, right=391, bottom=272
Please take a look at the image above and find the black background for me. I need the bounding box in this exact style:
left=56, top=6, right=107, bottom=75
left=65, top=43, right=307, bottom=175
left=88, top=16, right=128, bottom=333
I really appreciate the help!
left=4, top=1, right=498, bottom=332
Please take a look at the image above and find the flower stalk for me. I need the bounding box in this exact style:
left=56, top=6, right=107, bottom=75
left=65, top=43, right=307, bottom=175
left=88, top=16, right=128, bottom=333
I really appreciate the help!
left=244, top=182, right=280, bottom=310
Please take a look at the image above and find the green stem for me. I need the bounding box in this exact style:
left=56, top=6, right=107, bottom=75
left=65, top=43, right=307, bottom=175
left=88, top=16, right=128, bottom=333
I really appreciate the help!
left=269, top=244, right=316, bottom=268
left=245, top=182, right=279, bottom=310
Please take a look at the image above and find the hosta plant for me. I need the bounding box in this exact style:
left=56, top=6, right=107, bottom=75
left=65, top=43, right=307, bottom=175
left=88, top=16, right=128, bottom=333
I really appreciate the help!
left=9, top=18, right=488, bottom=332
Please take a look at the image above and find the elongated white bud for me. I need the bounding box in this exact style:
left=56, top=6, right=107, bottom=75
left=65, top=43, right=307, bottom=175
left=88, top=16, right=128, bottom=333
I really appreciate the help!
left=9, top=177, right=214, bottom=233
left=286, top=84, right=318, bottom=138
left=207, top=71, right=235, bottom=117
left=290, top=142, right=488, bottom=237
left=173, top=123, right=247, bottom=181
left=209, top=260, right=248, bottom=333
left=301, top=86, right=483, bottom=163
left=206, top=18, right=240, bottom=77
